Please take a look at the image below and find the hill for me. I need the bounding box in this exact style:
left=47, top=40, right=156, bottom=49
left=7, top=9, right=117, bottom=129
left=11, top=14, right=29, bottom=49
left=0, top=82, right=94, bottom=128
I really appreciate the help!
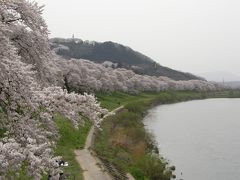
left=50, top=38, right=202, bottom=81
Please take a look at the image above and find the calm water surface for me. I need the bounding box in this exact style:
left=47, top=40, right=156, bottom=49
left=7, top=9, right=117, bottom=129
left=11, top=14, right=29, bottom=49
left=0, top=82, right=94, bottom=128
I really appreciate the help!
left=144, top=98, right=240, bottom=180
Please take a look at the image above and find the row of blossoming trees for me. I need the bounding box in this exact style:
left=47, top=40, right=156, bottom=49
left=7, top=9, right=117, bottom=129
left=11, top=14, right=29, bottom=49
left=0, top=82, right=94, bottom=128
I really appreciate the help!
left=0, top=0, right=106, bottom=178
left=57, top=58, right=223, bottom=93
left=0, top=0, right=224, bottom=179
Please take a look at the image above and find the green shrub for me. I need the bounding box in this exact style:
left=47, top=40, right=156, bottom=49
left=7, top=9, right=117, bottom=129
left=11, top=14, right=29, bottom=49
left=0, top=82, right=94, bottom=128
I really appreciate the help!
left=136, top=154, right=171, bottom=180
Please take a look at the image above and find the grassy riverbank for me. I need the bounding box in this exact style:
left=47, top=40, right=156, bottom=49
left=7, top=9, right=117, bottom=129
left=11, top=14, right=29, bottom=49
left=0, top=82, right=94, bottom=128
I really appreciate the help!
left=94, top=90, right=240, bottom=180
left=53, top=115, right=92, bottom=180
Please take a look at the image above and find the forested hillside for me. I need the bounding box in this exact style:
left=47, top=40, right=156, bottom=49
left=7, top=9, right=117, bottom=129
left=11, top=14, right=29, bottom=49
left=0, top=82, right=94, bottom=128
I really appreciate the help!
left=51, top=38, right=202, bottom=80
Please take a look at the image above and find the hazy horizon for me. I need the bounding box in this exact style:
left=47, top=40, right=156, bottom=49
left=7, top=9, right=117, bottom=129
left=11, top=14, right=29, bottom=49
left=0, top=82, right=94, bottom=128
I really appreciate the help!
left=35, top=0, right=240, bottom=81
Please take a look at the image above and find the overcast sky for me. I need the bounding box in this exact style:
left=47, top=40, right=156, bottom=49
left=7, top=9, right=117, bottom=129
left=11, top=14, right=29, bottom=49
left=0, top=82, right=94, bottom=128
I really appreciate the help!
left=35, top=0, right=240, bottom=81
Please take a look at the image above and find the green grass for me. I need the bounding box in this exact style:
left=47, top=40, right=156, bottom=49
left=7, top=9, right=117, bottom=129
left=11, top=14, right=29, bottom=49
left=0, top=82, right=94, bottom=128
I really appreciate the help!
left=97, top=90, right=240, bottom=111
left=96, top=91, right=205, bottom=111
left=94, top=90, right=240, bottom=180
left=96, top=91, right=142, bottom=111
left=96, top=91, right=185, bottom=111
left=210, top=90, right=240, bottom=98
left=54, top=115, right=92, bottom=180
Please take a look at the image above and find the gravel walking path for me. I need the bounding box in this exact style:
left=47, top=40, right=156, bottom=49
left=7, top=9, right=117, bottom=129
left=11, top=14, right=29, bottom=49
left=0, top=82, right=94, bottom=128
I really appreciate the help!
left=75, top=106, right=134, bottom=180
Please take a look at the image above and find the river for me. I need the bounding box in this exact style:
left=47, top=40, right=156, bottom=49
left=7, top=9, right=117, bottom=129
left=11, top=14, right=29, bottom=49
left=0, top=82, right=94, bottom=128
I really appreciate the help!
left=144, top=98, right=240, bottom=180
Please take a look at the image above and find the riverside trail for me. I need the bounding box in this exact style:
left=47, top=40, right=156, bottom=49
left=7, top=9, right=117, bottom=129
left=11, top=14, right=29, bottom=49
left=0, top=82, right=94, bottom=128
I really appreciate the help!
left=74, top=106, right=136, bottom=180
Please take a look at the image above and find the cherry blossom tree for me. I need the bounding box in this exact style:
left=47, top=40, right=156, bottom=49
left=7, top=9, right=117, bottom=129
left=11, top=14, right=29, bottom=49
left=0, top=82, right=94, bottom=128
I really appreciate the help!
left=58, top=57, right=222, bottom=93
left=0, top=1, right=107, bottom=179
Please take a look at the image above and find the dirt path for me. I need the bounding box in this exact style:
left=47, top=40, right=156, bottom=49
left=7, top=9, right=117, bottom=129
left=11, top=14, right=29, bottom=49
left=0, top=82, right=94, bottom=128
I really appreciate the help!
left=74, top=106, right=125, bottom=180
left=74, top=148, right=112, bottom=180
